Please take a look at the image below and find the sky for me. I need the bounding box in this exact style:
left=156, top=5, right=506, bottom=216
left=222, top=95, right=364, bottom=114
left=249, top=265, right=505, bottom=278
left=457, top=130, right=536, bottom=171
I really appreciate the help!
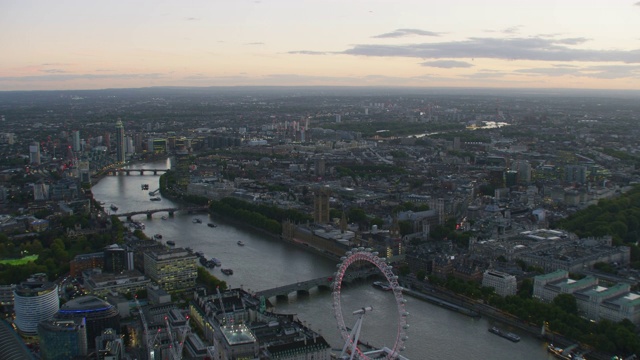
left=1, top=0, right=640, bottom=91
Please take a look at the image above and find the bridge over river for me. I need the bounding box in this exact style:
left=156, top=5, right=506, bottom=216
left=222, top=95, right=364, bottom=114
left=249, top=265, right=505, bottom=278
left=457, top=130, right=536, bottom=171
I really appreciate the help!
left=114, top=206, right=209, bottom=220
left=105, top=168, right=169, bottom=175
left=254, top=268, right=382, bottom=300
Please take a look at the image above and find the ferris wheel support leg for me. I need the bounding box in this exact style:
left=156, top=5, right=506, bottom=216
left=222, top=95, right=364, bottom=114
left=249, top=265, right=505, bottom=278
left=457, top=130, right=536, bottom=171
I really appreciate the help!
left=349, top=316, right=364, bottom=360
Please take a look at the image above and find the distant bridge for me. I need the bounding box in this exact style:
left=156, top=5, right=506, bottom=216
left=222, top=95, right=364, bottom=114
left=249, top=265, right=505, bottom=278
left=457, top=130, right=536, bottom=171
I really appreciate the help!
left=106, top=168, right=169, bottom=175
left=114, top=206, right=209, bottom=221
left=254, top=268, right=382, bottom=300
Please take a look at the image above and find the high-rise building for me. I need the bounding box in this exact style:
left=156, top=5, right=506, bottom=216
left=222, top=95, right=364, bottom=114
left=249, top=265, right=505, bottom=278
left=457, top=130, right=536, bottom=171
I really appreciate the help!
left=13, top=274, right=59, bottom=336
left=115, top=118, right=125, bottom=163
left=313, top=188, right=330, bottom=224
left=72, top=130, right=81, bottom=152
left=55, top=295, right=120, bottom=347
left=29, top=142, right=41, bottom=165
left=104, top=244, right=130, bottom=273
left=104, top=132, right=111, bottom=152
left=565, top=165, right=587, bottom=184
left=38, top=318, right=88, bottom=359
left=144, top=248, right=198, bottom=291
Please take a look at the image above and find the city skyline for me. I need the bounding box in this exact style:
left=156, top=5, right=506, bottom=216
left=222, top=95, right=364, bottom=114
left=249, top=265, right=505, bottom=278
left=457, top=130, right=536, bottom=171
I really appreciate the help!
left=1, top=0, right=640, bottom=91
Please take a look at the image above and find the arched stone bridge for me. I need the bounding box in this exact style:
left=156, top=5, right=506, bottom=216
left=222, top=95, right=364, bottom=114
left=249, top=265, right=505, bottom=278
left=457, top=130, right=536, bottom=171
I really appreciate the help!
left=106, top=168, right=169, bottom=175
left=254, top=268, right=382, bottom=300
left=114, top=206, right=209, bottom=221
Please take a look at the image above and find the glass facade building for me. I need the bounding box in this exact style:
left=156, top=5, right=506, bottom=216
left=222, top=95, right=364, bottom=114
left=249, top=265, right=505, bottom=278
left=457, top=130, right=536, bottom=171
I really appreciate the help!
left=38, top=319, right=88, bottom=359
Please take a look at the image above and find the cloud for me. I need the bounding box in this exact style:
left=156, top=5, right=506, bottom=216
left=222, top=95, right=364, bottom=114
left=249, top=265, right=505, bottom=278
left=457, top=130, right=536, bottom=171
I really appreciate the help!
left=420, top=60, right=473, bottom=68
left=0, top=73, right=165, bottom=82
left=245, top=42, right=264, bottom=45
left=288, top=50, right=334, bottom=55
left=502, top=26, right=521, bottom=34
left=185, top=17, right=199, bottom=21
left=515, top=66, right=583, bottom=77
left=515, top=64, right=640, bottom=79
left=40, top=69, right=67, bottom=74
left=340, top=36, right=640, bottom=63
left=465, top=70, right=510, bottom=79
left=372, top=28, right=441, bottom=39
left=635, top=1, right=640, bottom=6
left=485, top=26, right=522, bottom=35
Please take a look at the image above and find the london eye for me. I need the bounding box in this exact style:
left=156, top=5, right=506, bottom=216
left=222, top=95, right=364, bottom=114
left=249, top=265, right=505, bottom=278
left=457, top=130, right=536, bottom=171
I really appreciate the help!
left=332, top=248, right=409, bottom=359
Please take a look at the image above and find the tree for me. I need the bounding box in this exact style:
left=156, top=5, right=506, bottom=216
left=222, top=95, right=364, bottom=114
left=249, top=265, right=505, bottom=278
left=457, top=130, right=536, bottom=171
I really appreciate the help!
left=553, top=294, right=578, bottom=315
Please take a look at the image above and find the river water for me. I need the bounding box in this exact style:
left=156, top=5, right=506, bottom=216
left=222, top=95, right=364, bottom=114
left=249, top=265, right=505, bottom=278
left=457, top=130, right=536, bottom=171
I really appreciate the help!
left=91, top=159, right=556, bottom=360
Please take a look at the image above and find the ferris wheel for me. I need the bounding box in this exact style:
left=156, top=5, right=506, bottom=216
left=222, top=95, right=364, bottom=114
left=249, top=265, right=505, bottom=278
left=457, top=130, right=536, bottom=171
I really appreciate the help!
left=332, top=247, right=409, bottom=360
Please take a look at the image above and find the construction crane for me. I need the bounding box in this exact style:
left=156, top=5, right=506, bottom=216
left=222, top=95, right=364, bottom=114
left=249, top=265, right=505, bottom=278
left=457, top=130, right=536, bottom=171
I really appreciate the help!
left=135, top=295, right=162, bottom=360
left=164, top=314, right=191, bottom=360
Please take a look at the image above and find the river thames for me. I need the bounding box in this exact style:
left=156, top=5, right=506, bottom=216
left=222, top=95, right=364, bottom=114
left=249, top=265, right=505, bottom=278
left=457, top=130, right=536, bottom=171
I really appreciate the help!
left=91, top=158, right=557, bottom=360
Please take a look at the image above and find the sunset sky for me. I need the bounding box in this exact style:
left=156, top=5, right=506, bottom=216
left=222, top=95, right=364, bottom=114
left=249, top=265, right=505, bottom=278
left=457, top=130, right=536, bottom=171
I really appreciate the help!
left=1, top=0, right=639, bottom=91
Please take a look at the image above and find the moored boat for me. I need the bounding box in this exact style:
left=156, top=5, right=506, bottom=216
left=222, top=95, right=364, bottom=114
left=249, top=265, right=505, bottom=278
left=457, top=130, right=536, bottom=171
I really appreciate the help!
left=166, top=240, right=175, bottom=246
left=110, top=204, right=118, bottom=211
left=207, top=223, right=217, bottom=228
left=154, top=234, right=162, bottom=240
left=489, top=326, right=520, bottom=342
left=372, top=281, right=392, bottom=291
left=193, top=218, right=202, bottom=224
left=221, top=268, right=233, bottom=275
left=237, top=241, right=245, bottom=246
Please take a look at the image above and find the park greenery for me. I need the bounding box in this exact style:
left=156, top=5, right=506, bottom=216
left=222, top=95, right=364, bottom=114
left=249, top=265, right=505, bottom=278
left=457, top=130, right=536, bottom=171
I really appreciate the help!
left=553, top=185, right=640, bottom=268
left=208, top=197, right=312, bottom=235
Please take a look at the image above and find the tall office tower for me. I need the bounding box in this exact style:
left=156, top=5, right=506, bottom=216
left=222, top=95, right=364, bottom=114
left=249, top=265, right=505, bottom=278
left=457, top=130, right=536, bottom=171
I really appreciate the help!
left=29, top=141, right=41, bottom=165
left=38, top=319, right=88, bottom=359
left=314, top=158, right=326, bottom=177
left=13, top=274, right=59, bottom=336
left=313, top=188, right=330, bottom=224
left=115, top=118, right=125, bottom=163
left=78, top=161, right=91, bottom=184
left=104, top=244, right=128, bottom=273
left=72, top=130, right=81, bottom=152
left=565, top=165, right=587, bottom=184
left=335, top=114, right=342, bottom=123
left=126, top=136, right=135, bottom=154
left=512, top=160, right=532, bottom=184
left=104, top=132, right=111, bottom=152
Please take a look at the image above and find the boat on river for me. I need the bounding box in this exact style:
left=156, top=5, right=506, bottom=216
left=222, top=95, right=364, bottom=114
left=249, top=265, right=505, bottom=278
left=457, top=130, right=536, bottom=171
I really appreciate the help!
left=372, top=281, right=392, bottom=291
left=150, top=197, right=161, bottom=201
left=110, top=204, right=118, bottom=211
left=221, top=268, right=233, bottom=275
left=547, top=344, right=585, bottom=360
left=208, top=223, right=217, bottom=228
left=193, top=218, right=202, bottom=224
left=161, top=215, right=168, bottom=220
left=154, top=234, right=162, bottom=240
left=489, top=326, right=520, bottom=342
left=166, top=240, right=175, bottom=247
left=237, top=241, right=245, bottom=246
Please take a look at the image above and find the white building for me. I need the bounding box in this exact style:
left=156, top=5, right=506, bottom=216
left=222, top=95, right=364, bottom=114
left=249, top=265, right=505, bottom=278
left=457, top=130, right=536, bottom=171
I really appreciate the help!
left=482, top=270, right=517, bottom=297
left=14, top=274, right=59, bottom=335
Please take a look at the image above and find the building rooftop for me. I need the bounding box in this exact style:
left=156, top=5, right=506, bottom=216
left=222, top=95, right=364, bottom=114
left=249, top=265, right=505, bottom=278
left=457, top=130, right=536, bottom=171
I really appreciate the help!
left=221, top=324, right=257, bottom=345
